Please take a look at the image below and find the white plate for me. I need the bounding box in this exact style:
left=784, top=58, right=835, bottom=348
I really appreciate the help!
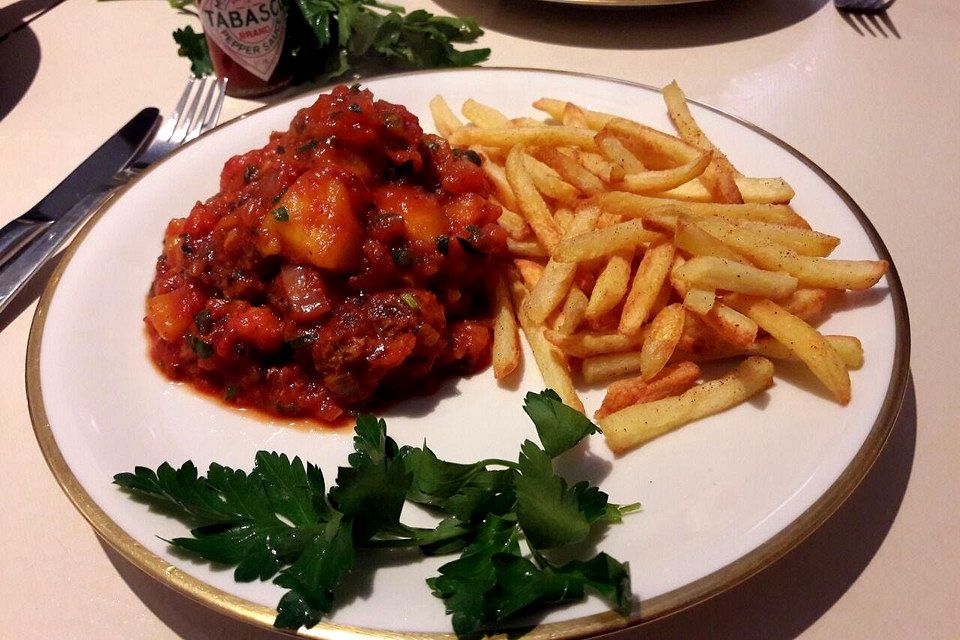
left=28, top=68, right=909, bottom=638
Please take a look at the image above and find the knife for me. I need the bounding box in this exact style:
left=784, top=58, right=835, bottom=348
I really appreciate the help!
left=0, top=107, right=161, bottom=316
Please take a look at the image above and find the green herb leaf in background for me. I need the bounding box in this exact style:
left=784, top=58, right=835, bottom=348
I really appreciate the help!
left=163, top=0, right=489, bottom=83
left=172, top=26, right=213, bottom=77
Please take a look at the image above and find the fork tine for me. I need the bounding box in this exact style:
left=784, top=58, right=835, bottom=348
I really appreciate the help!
left=186, top=80, right=217, bottom=141
left=184, top=77, right=227, bottom=142
left=198, top=78, right=228, bottom=137
left=166, top=77, right=196, bottom=136
left=172, top=77, right=208, bottom=144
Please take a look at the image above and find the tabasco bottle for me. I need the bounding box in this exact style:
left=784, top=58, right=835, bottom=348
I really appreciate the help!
left=198, top=0, right=293, bottom=98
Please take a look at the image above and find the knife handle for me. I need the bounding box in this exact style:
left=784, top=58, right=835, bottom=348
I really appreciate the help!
left=0, top=188, right=113, bottom=318
left=0, top=218, right=54, bottom=268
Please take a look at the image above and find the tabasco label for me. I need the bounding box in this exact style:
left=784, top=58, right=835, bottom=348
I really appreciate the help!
left=199, top=0, right=287, bottom=82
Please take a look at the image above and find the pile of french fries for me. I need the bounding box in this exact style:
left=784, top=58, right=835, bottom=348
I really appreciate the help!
left=430, top=82, right=888, bottom=454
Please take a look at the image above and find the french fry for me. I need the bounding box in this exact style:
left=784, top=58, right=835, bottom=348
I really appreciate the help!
left=505, top=146, right=563, bottom=252
left=449, top=126, right=598, bottom=151
left=671, top=334, right=864, bottom=369
left=683, top=288, right=716, bottom=315
left=696, top=217, right=888, bottom=290
left=674, top=216, right=750, bottom=264
left=662, top=80, right=744, bottom=204
left=603, top=118, right=702, bottom=168
left=640, top=303, right=685, bottom=380
left=752, top=334, right=863, bottom=369
left=506, top=267, right=583, bottom=412
left=561, top=102, right=589, bottom=127
left=617, top=150, right=712, bottom=194
left=700, top=303, right=758, bottom=349
left=669, top=254, right=689, bottom=298
left=620, top=240, right=677, bottom=335
left=735, top=220, right=840, bottom=257
left=438, top=86, right=880, bottom=447
left=521, top=310, right=584, bottom=412
left=657, top=176, right=795, bottom=204
left=523, top=154, right=581, bottom=202
left=532, top=98, right=616, bottom=129
left=534, top=147, right=606, bottom=195
left=498, top=207, right=531, bottom=240
left=595, top=361, right=701, bottom=419
left=728, top=296, right=851, bottom=403
left=585, top=250, right=633, bottom=320
left=507, top=238, right=549, bottom=258
left=514, top=258, right=545, bottom=288
left=661, top=81, right=736, bottom=170
left=555, top=207, right=576, bottom=234
left=573, top=150, right=625, bottom=183
left=597, top=210, right=624, bottom=229
left=492, top=275, right=521, bottom=380
left=596, top=130, right=647, bottom=173
left=600, top=356, right=775, bottom=453
left=582, top=349, right=645, bottom=384
left=535, top=96, right=792, bottom=202
left=779, top=287, right=830, bottom=321
left=697, top=162, right=744, bottom=204
left=478, top=151, right=518, bottom=210
left=429, top=95, right=463, bottom=137
left=555, top=286, right=589, bottom=335
left=511, top=117, right=547, bottom=128
left=524, top=205, right=600, bottom=324
left=673, top=255, right=799, bottom=298
left=554, top=219, right=664, bottom=263
left=647, top=278, right=673, bottom=320
left=600, top=191, right=808, bottom=227
left=544, top=328, right=645, bottom=358
left=461, top=98, right=512, bottom=128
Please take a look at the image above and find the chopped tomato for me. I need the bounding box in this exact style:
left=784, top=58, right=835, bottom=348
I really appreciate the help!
left=146, top=285, right=205, bottom=342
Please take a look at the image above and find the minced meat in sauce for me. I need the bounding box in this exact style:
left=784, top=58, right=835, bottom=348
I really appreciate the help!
left=145, top=85, right=507, bottom=424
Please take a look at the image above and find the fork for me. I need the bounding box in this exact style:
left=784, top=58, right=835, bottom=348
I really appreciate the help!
left=835, top=0, right=889, bottom=11
left=130, top=76, right=228, bottom=173
left=0, top=76, right=227, bottom=321
left=835, top=0, right=898, bottom=38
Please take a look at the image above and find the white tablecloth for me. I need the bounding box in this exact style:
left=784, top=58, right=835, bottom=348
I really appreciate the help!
left=1, top=1, right=957, bottom=637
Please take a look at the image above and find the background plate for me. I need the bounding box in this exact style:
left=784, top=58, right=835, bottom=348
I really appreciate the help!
left=28, top=68, right=908, bottom=638
left=537, top=0, right=714, bottom=6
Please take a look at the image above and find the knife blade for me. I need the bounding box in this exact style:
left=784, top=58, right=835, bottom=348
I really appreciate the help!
left=0, top=107, right=161, bottom=317
left=0, top=107, right=161, bottom=267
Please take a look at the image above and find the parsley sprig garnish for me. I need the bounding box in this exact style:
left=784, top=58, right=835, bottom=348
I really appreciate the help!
left=114, top=390, right=638, bottom=636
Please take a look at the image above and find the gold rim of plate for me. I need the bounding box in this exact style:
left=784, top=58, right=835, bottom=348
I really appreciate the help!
left=26, top=67, right=911, bottom=639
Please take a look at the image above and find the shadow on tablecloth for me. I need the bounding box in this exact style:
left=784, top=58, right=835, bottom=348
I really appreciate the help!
left=434, top=0, right=830, bottom=50
left=0, top=0, right=52, bottom=123
left=98, top=371, right=916, bottom=639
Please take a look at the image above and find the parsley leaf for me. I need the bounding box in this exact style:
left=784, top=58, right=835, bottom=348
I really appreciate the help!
left=523, top=389, right=599, bottom=458
left=400, top=443, right=488, bottom=507
left=514, top=441, right=591, bottom=549
left=274, top=513, right=355, bottom=628
left=172, top=26, right=213, bottom=77
left=328, top=415, right=410, bottom=541
left=426, top=515, right=521, bottom=637
left=490, top=551, right=633, bottom=621
left=115, top=389, right=637, bottom=636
